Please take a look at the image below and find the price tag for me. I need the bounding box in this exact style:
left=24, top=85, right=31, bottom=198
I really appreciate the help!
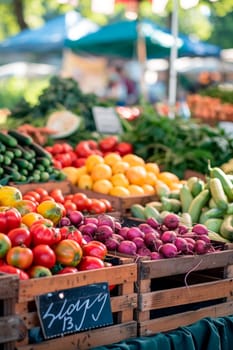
left=92, top=106, right=122, bottom=134
left=35, top=282, right=113, bottom=339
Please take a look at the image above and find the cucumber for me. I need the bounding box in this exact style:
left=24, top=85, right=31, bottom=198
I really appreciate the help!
left=179, top=184, right=193, bottom=212
left=39, top=172, right=50, bottom=182
left=8, top=130, right=33, bottom=145
left=14, top=158, right=31, bottom=169
left=2, top=166, right=22, bottom=182
left=204, top=218, right=223, bottom=234
left=30, top=142, right=52, bottom=159
left=0, top=142, right=6, bottom=153
left=0, top=175, right=11, bottom=185
left=6, top=146, right=22, bottom=158
left=15, top=144, right=33, bottom=161
left=209, top=178, right=228, bottom=211
left=188, top=189, right=210, bottom=224
left=3, top=156, right=12, bottom=166
left=144, top=205, right=162, bottom=222
left=0, top=154, right=4, bottom=163
left=4, top=150, right=14, bottom=160
left=220, top=215, right=233, bottom=241
left=130, top=204, right=146, bottom=220
left=0, top=132, right=18, bottom=147
left=36, top=157, right=52, bottom=167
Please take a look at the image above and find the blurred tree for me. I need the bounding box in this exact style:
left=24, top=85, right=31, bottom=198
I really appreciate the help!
left=0, top=0, right=232, bottom=47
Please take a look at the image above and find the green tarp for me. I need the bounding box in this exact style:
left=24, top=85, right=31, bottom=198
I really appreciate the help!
left=92, top=316, right=233, bottom=350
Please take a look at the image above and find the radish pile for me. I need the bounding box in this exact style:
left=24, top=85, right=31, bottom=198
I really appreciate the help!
left=58, top=212, right=219, bottom=260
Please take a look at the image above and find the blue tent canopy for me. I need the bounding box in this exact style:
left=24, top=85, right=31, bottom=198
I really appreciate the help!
left=0, top=11, right=99, bottom=54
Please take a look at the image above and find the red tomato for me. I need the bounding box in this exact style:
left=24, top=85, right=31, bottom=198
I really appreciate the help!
left=6, top=246, right=33, bottom=270
left=89, top=199, right=106, bottom=214
left=64, top=194, right=74, bottom=201
left=49, top=189, right=65, bottom=203
left=82, top=241, right=107, bottom=260
left=55, top=153, right=72, bottom=167
left=0, top=265, right=29, bottom=280
left=8, top=227, right=32, bottom=247
left=78, top=256, right=105, bottom=271
left=0, top=233, right=12, bottom=258
left=28, top=265, right=52, bottom=278
left=99, top=198, right=113, bottom=212
left=67, top=151, right=78, bottom=163
left=99, top=136, right=118, bottom=152
left=24, top=191, right=41, bottom=202
left=32, top=244, right=56, bottom=269
left=34, top=188, right=49, bottom=198
left=22, top=195, right=39, bottom=203
left=72, top=157, right=87, bottom=168
left=61, top=143, right=73, bottom=153
left=115, top=142, right=133, bottom=156
left=54, top=239, right=83, bottom=267
left=63, top=200, right=77, bottom=214
left=72, top=193, right=92, bottom=211
left=40, top=195, right=56, bottom=202
left=30, top=223, right=61, bottom=246
left=51, top=143, right=64, bottom=155
left=59, top=226, right=83, bottom=245
left=53, top=159, right=63, bottom=169
left=57, top=266, right=78, bottom=274
left=0, top=207, right=22, bottom=234
left=75, top=141, right=97, bottom=158
left=44, top=146, right=53, bottom=153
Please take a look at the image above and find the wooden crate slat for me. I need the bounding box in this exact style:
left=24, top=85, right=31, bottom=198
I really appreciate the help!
left=18, top=264, right=137, bottom=303
left=139, top=301, right=233, bottom=336
left=139, top=250, right=233, bottom=280
left=11, top=180, right=72, bottom=195
left=16, top=322, right=137, bottom=350
left=140, top=278, right=233, bottom=311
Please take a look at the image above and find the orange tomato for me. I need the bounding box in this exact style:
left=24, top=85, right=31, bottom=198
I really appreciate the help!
left=128, top=184, right=145, bottom=196
left=104, top=152, right=122, bottom=167
left=111, top=173, right=129, bottom=187
left=77, top=174, right=93, bottom=190
left=85, top=154, right=104, bottom=173
left=92, top=179, right=113, bottom=194
left=109, top=186, right=130, bottom=197
left=122, top=154, right=145, bottom=166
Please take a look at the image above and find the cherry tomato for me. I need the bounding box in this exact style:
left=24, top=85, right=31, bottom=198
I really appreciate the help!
left=34, top=188, right=49, bottom=198
left=49, top=189, right=65, bottom=203
left=6, top=246, right=33, bottom=270
left=99, top=198, right=113, bottom=212
left=32, top=244, right=56, bottom=269
left=24, top=191, right=41, bottom=202
left=89, top=199, right=106, bottom=214
left=72, top=193, right=92, bottom=211
left=82, top=241, right=107, bottom=260
left=63, top=200, right=77, bottom=215
left=57, top=266, right=78, bottom=274
left=78, top=256, right=105, bottom=271
left=59, top=226, right=83, bottom=245
left=8, top=227, right=32, bottom=247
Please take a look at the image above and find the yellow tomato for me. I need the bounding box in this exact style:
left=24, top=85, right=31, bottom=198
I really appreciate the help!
left=111, top=161, right=130, bottom=174
left=0, top=186, right=22, bottom=207
left=91, top=163, right=112, bottom=182
left=22, top=212, right=44, bottom=228
left=128, top=185, right=145, bottom=196
left=37, top=200, right=63, bottom=225
left=104, top=152, right=122, bottom=167
left=92, top=179, right=113, bottom=194
left=109, top=186, right=130, bottom=197
left=122, top=154, right=145, bottom=166
left=85, top=154, right=104, bottom=173
left=77, top=174, right=93, bottom=190
left=126, top=166, right=147, bottom=186
left=111, top=173, right=129, bottom=187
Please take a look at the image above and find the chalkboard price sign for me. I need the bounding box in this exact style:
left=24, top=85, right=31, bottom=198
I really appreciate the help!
left=35, top=282, right=113, bottom=339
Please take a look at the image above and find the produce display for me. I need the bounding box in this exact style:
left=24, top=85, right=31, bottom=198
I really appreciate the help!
left=22, top=187, right=114, bottom=214
left=45, top=136, right=133, bottom=169
left=0, top=185, right=116, bottom=279
left=130, top=162, right=233, bottom=242
left=0, top=130, right=65, bottom=185
left=63, top=152, right=184, bottom=197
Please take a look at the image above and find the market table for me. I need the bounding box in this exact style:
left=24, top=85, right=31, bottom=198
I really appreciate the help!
left=92, top=315, right=233, bottom=350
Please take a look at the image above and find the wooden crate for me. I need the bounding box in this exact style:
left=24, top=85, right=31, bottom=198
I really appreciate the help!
left=14, top=256, right=137, bottom=350
left=9, top=180, right=72, bottom=196
left=137, top=249, right=233, bottom=337
left=71, top=186, right=157, bottom=214
left=0, top=274, right=27, bottom=350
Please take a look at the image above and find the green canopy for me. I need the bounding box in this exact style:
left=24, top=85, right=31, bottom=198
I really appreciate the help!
left=65, top=19, right=184, bottom=59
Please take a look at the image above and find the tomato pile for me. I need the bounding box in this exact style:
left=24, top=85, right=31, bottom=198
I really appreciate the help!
left=22, top=188, right=113, bottom=215
left=45, top=136, right=133, bottom=169
left=0, top=185, right=112, bottom=280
